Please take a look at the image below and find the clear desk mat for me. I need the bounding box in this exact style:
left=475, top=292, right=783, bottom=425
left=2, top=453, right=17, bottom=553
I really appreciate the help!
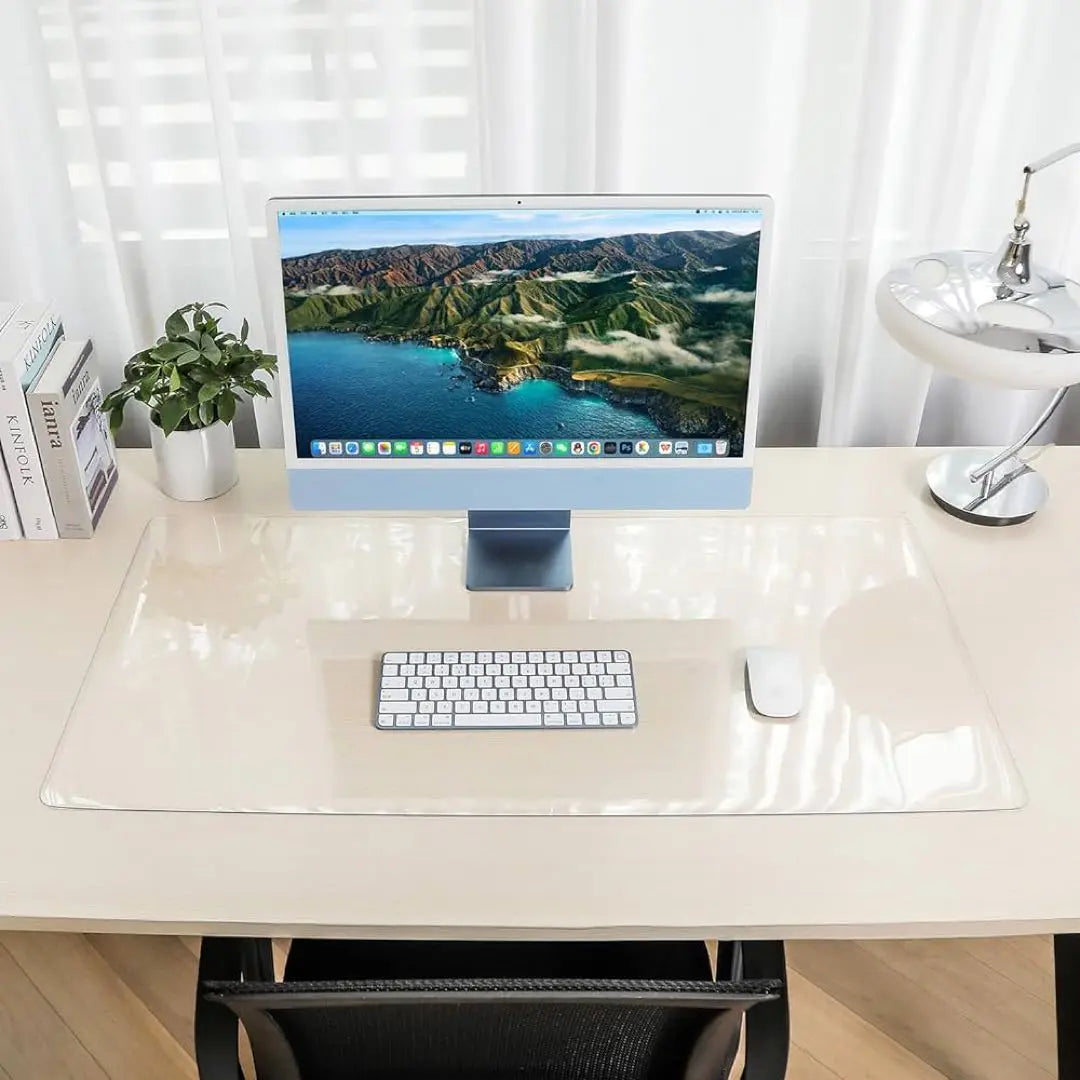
left=42, top=514, right=1025, bottom=816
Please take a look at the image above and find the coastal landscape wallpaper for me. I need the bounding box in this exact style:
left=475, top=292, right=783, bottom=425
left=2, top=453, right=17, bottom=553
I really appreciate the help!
left=279, top=208, right=760, bottom=456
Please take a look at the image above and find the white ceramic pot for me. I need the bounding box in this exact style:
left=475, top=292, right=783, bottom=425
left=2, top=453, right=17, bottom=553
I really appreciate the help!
left=150, top=421, right=238, bottom=501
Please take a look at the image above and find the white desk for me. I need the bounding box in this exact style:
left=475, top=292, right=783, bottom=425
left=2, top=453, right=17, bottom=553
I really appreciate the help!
left=0, top=447, right=1078, bottom=940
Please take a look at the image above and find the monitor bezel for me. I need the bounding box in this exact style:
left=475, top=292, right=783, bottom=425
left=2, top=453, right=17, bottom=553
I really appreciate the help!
left=266, top=193, right=772, bottom=474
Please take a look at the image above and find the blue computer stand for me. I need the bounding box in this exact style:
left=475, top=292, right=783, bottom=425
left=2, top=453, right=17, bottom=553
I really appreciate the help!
left=465, top=510, right=573, bottom=591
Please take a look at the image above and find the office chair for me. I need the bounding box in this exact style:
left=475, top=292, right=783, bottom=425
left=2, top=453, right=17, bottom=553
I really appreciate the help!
left=196, top=937, right=789, bottom=1080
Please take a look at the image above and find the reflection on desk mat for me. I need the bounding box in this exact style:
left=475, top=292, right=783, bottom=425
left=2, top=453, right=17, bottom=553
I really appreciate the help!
left=42, top=514, right=1025, bottom=816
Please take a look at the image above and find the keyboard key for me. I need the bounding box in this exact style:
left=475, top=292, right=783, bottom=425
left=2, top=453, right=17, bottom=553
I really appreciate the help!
left=516, top=688, right=532, bottom=700
left=512, top=676, right=528, bottom=688
left=606, top=687, right=634, bottom=699
left=380, top=701, right=417, bottom=713
left=564, top=651, right=578, bottom=663
left=614, top=651, right=630, bottom=662
left=474, top=701, right=489, bottom=713
left=465, top=689, right=480, bottom=701
left=545, top=651, right=560, bottom=663
left=451, top=664, right=466, bottom=675
left=587, top=688, right=604, bottom=700
left=552, top=687, right=568, bottom=700
left=555, top=663, right=570, bottom=675
left=447, top=688, right=462, bottom=700
left=511, top=652, right=527, bottom=663
left=395, top=716, right=413, bottom=727
left=384, top=653, right=407, bottom=664
left=410, top=689, right=425, bottom=701
left=605, top=700, right=635, bottom=712
left=607, top=662, right=631, bottom=675
left=433, top=714, right=453, bottom=726
left=417, top=664, right=433, bottom=676
left=495, top=651, right=510, bottom=663
left=419, top=702, right=435, bottom=713
left=408, top=652, right=424, bottom=663
left=444, top=652, right=459, bottom=664
left=570, top=688, right=585, bottom=700
left=542, top=700, right=559, bottom=712
left=597, top=651, right=612, bottom=662
left=499, top=688, right=514, bottom=700
left=425, top=652, right=441, bottom=663
left=620, top=713, right=636, bottom=726
left=529, top=676, right=545, bottom=688
left=589, top=663, right=604, bottom=674
left=491, top=701, right=507, bottom=713
left=521, top=663, right=536, bottom=675
left=437, top=701, right=452, bottom=713
left=383, top=664, right=399, bottom=676
left=509, top=701, right=524, bottom=713
left=455, top=714, right=542, bottom=728
left=602, top=712, right=619, bottom=726
left=535, top=688, right=550, bottom=700
left=435, top=664, right=449, bottom=676
left=583, top=712, right=601, bottom=726
left=567, top=714, right=584, bottom=726
left=477, top=676, right=493, bottom=688
left=526, top=701, right=542, bottom=713
left=478, top=651, right=493, bottom=663
left=481, top=689, right=497, bottom=701
left=582, top=675, right=597, bottom=687
left=494, top=676, right=510, bottom=688
left=561, top=700, right=579, bottom=712
left=381, top=679, right=407, bottom=691
left=544, top=714, right=566, bottom=726
left=381, top=689, right=409, bottom=701
left=538, top=663, right=553, bottom=675
left=580, top=651, right=595, bottom=662
left=400, top=664, right=415, bottom=676
left=414, top=714, right=430, bottom=727
left=528, top=651, right=543, bottom=663
left=461, top=676, right=476, bottom=689
left=430, top=688, right=445, bottom=701
left=599, top=675, right=615, bottom=687
left=425, top=676, right=440, bottom=688
left=616, top=675, right=633, bottom=686
left=571, top=663, right=587, bottom=675
left=460, top=652, right=475, bottom=663
left=377, top=714, right=394, bottom=727
left=485, top=663, right=500, bottom=675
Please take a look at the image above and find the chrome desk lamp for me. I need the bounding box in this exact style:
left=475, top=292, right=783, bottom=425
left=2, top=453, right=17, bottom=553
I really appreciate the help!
left=877, top=142, right=1080, bottom=525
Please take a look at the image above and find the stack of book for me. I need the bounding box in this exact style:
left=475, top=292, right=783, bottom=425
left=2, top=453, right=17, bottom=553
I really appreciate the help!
left=0, top=301, right=119, bottom=541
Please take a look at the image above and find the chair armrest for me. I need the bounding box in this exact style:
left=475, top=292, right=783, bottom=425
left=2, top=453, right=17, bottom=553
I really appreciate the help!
left=195, top=938, right=274, bottom=1080
left=741, top=941, right=789, bottom=1080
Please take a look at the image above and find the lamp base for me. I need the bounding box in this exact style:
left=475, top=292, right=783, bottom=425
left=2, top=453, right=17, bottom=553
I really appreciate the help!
left=926, top=450, right=1048, bottom=526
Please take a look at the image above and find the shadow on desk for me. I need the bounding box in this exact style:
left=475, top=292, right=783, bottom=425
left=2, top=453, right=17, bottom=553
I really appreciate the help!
left=195, top=937, right=789, bottom=1079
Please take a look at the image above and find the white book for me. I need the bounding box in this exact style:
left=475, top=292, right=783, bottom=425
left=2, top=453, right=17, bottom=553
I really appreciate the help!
left=0, top=448, right=20, bottom=539
left=28, top=339, right=118, bottom=538
left=0, top=301, right=23, bottom=537
left=0, top=302, right=64, bottom=539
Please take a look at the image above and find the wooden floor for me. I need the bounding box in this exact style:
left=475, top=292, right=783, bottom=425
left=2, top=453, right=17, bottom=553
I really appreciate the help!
left=0, top=934, right=1057, bottom=1079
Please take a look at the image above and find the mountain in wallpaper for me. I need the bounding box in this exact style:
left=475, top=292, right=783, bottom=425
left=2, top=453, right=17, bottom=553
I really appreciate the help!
left=282, top=229, right=758, bottom=442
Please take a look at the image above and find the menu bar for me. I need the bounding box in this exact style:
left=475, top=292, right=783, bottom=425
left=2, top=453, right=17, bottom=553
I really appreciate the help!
left=310, top=439, right=730, bottom=459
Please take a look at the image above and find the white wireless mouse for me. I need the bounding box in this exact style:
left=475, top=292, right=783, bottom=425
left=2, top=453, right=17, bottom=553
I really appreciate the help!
left=745, top=647, right=802, bottom=718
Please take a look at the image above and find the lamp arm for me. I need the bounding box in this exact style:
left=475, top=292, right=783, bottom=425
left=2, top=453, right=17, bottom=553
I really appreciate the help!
left=969, top=385, right=1070, bottom=482
left=1013, top=142, right=1080, bottom=225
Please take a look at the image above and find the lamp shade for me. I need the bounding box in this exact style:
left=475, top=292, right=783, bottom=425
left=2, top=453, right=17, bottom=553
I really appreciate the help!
left=876, top=250, right=1080, bottom=390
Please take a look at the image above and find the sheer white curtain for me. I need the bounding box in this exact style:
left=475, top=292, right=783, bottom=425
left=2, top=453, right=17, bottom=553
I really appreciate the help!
left=1, top=0, right=1078, bottom=449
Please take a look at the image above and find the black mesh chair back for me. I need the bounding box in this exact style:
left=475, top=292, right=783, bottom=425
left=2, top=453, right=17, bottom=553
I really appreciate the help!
left=197, top=939, right=788, bottom=1080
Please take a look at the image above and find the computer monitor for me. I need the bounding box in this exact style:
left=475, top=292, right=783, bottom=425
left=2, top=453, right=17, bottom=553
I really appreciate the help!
left=267, top=194, right=772, bottom=590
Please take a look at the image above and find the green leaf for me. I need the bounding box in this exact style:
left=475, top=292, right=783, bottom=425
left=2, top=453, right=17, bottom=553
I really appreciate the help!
left=200, top=334, right=222, bottom=364
left=168, top=366, right=182, bottom=392
left=198, top=380, right=222, bottom=403
left=164, top=309, right=189, bottom=339
left=139, top=372, right=160, bottom=398
left=217, top=391, right=237, bottom=424
left=241, top=318, right=249, bottom=342
left=198, top=400, right=215, bottom=426
left=157, top=397, right=186, bottom=436
left=187, top=406, right=201, bottom=427
left=174, top=347, right=201, bottom=368
left=151, top=341, right=190, bottom=362
left=181, top=329, right=203, bottom=347
left=107, top=405, right=126, bottom=436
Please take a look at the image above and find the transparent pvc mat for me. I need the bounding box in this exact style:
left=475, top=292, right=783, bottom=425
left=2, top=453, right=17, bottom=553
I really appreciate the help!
left=42, top=514, right=1025, bottom=816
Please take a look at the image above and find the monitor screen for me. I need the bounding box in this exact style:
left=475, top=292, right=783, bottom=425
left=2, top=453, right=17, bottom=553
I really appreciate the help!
left=276, top=204, right=762, bottom=464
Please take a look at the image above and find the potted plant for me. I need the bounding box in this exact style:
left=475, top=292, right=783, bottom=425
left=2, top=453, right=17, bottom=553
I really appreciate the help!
left=103, top=302, right=277, bottom=501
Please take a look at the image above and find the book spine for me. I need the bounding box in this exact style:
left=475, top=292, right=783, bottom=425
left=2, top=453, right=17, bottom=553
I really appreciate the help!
left=0, top=450, right=22, bottom=540
left=0, top=318, right=61, bottom=539
left=29, top=390, right=90, bottom=538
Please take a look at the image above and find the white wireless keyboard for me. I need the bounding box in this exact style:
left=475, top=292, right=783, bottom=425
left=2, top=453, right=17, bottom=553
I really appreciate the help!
left=375, top=650, right=638, bottom=730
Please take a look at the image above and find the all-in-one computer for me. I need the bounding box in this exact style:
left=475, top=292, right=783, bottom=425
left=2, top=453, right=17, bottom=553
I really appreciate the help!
left=267, top=194, right=774, bottom=729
